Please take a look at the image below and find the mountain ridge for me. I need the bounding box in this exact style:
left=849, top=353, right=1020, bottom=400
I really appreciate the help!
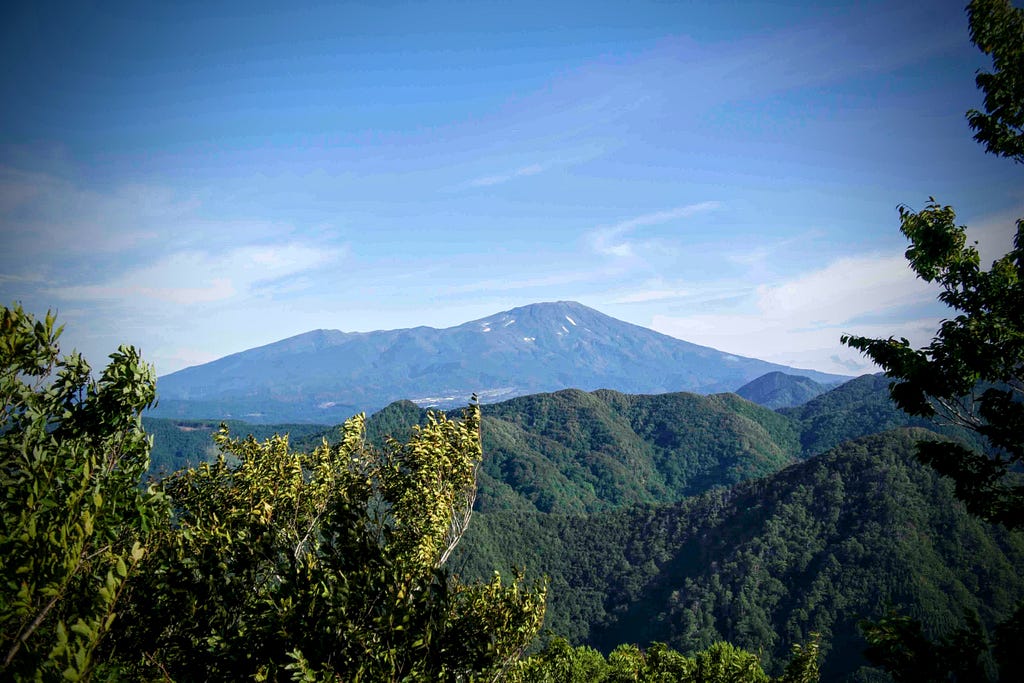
left=152, top=301, right=849, bottom=423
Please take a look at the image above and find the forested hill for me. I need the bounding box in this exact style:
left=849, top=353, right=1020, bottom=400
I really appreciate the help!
left=778, top=374, right=984, bottom=457
left=145, top=375, right=979, bottom=514
left=473, top=388, right=801, bottom=514
left=141, top=379, right=1020, bottom=679
left=735, top=371, right=830, bottom=409
left=453, top=429, right=1024, bottom=681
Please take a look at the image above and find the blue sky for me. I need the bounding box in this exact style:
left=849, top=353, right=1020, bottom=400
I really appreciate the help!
left=1, top=0, right=1021, bottom=378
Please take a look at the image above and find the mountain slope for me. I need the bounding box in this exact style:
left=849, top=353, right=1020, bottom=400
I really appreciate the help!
left=151, top=301, right=847, bottom=423
left=780, top=374, right=984, bottom=458
left=280, top=388, right=803, bottom=515
left=475, top=388, right=800, bottom=514
left=735, top=371, right=830, bottom=409
left=453, top=429, right=1024, bottom=680
left=147, top=375, right=973, bottom=517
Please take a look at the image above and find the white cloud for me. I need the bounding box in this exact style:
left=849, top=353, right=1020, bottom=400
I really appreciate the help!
left=964, top=205, right=1022, bottom=266
left=754, top=254, right=935, bottom=326
left=465, top=163, right=546, bottom=188
left=590, top=202, right=721, bottom=258
left=610, top=288, right=692, bottom=304
left=439, top=268, right=618, bottom=296
left=152, top=346, right=222, bottom=371
left=50, top=243, right=343, bottom=307
left=650, top=254, right=942, bottom=375
left=0, top=166, right=195, bottom=258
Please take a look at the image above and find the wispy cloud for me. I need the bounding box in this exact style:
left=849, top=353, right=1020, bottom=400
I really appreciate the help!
left=440, top=267, right=618, bottom=296
left=963, top=204, right=1024, bottom=266
left=50, top=243, right=345, bottom=307
left=590, top=202, right=721, bottom=258
left=610, top=288, right=691, bottom=304
left=465, top=163, right=547, bottom=188
left=0, top=166, right=194, bottom=261
left=754, top=254, right=934, bottom=326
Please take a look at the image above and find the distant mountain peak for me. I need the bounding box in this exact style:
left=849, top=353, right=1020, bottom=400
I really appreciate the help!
left=735, top=371, right=829, bottom=409
left=153, top=301, right=850, bottom=423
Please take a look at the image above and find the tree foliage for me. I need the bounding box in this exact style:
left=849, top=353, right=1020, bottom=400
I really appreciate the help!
left=455, top=429, right=1024, bottom=679
left=842, top=0, right=1024, bottom=530
left=840, top=1, right=1024, bottom=679
left=113, top=404, right=546, bottom=681
left=967, top=0, right=1024, bottom=163
left=861, top=605, right=1024, bottom=682
left=841, top=200, right=1024, bottom=528
left=512, top=636, right=820, bottom=683
left=0, top=305, right=546, bottom=681
left=0, top=305, right=164, bottom=681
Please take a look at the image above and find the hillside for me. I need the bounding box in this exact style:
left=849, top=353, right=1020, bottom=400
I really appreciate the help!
left=453, top=429, right=1024, bottom=681
left=475, top=388, right=800, bottom=514
left=736, top=371, right=830, bottom=409
left=143, top=418, right=330, bottom=476
left=780, top=374, right=984, bottom=457
left=147, top=375, right=972, bottom=513
left=147, top=388, right=799, bottom=514
left=150, top=301, right=847, bottom=423
left=140, top=378, right=1017, bottom=680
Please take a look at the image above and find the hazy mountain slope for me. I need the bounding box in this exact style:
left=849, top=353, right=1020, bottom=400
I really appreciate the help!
left=142, top=418, right=330, bottom=476
left=151, top=301, right=847, bottom=423
left=735, top=371, right=829, bottom=409
left=453, top=429, right=1024, bottom=680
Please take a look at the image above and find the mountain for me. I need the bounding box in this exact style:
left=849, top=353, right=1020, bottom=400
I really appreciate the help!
left=147, top=375, right=973, bottom=513
left=147, top=374, right=983, bottom=516
left=453, top=429, right=1024, bottom=681
left=151, top=301, right=848, bottom=423
left=146, top=387, right=802, bottom=513
left=141, top=372, right=1014, bottom=680
left=735, top=371, right=830, bottom=409
left=476, top=388, right=800, bottom=514
left=779, top=373, right=985, bottom=458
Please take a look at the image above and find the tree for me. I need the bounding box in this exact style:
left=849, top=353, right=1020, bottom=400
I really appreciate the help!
left=1, top=305, right=545, bottom=681
left=112, top=404, right=546, bottom=681
left=0, top=305, right=164, bottom=681
left=842, top=0, right=1024, bottom=530
left=842, top=1, right=1024, bottom=679
left=966, top=0, right=1024, bottom=163
left=511, top=637, right=820, bottom=682
left=842, top=199, right=1024, bottom=528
